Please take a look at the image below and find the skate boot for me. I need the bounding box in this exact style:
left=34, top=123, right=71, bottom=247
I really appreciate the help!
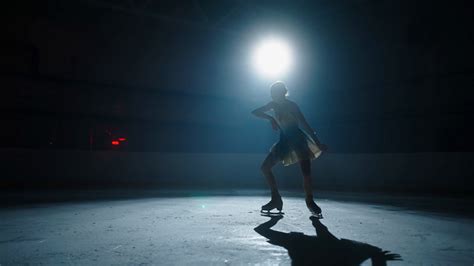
left=261, top=196, right=283, bottom=214
left=306, top=198, right=323, bottom=219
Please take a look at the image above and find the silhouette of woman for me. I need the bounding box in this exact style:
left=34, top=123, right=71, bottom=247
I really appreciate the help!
left=251, top=81, right=328, bottom=217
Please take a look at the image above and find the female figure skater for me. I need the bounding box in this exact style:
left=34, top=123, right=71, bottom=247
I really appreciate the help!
left=251, top=81, right=327, bottom=217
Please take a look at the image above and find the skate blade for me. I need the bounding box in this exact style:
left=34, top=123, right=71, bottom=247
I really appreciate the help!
left=260, top=210, right=284, bottom=217
left=310, top=213, right=323, bottom=219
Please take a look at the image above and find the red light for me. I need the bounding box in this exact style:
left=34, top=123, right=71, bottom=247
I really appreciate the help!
left=118, top=137, right=127, bottom=141
left=111, top=140, right=120, bottom=145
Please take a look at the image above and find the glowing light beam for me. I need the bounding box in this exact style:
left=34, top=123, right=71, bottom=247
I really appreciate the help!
left=252, top=37, right=293, bottom=79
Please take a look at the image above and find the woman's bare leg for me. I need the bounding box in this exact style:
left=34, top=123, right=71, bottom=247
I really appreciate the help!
left=261, top=152, right=280, bottom=198
left=300, top=159, right=322, bottom=216
left=299, top=159, right=313, bottom=199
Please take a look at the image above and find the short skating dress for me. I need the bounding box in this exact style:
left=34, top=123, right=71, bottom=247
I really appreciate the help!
left=270, top=101, right=322, bottom=166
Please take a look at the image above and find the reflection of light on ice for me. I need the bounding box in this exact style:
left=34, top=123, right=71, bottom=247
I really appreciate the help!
left=1, top=195, right=468, bottom=265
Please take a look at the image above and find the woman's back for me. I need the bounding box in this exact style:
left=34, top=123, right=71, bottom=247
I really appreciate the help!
left=272, top=100, right=300, bottom=129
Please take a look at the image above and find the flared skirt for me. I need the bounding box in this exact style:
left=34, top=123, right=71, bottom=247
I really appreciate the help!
left=269, top=127, right=322, bottom=166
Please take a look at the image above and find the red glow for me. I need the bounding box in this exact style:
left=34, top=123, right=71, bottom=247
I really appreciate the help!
left=111, top=140, right=120, bottom=145
left=118, top=137, right=127, bottom=141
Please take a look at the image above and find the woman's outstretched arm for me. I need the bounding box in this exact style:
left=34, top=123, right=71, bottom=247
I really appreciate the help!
left=293, top=105, right=315, bottom=134
left=251, top=102, right=279, bottom=131
left=293, top=104, right=325, bottom=148
left=251, top=102, right=274, bottom=120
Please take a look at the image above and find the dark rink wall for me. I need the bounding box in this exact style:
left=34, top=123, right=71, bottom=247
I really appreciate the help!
left=1, top=148, right=473, bottom=195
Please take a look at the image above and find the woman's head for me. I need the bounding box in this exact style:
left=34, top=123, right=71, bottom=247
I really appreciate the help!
left=270, top=81, right=288, bottom=101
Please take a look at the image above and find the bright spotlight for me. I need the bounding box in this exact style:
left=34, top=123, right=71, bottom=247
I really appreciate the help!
left=252, top=38, right=293, bottom=78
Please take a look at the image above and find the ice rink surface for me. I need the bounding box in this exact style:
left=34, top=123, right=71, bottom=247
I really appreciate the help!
left=1, top=191, right=473, bottom=265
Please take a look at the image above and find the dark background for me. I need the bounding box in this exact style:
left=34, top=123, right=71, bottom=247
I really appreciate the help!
left=1, top=5, right=472, bottom=266
left=2, top=0, right=473, bottom=153
left=0, top=0, right=474, bottom=197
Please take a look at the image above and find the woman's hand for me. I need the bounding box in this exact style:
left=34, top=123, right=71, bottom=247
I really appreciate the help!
left=318, top=143, right=328, bottom=152
left=270, top=118, right=280, bottom=131
left=310, top=132, right=328, bottom=151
